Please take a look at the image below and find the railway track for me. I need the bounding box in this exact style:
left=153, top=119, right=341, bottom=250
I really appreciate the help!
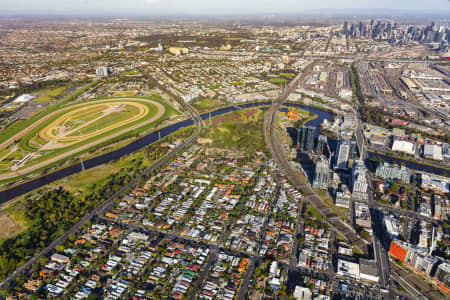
left=263, top=71, right=368, bottom=253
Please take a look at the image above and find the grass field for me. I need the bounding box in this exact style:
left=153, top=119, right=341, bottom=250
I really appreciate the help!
left=19, top=98, right=158, bottom=154
left=0, top=81, right=99, bottom=146
left=191, top=98, right=227, bottom=112
left=224, top=37, right=244, bottom=41
left=0, top=204, right=31, bottom=240
left=0, top=124, right=194, bottom=241
left=0, top=145, right=24, bottom=172
left=120, top=70, right=140, bottom=76
left=202, top=108, right=267, bottom=153
left=289, top=107, right=318, bottom=127
left=269, top=77, right=289, bottom=85
left=67, top=105, right=140, bottom=137
left=35, top=86, right=71, bottom=103
left=314, top=188, right=349, bottom=220
left=0, top=95, right=179, bottom=183
left=37, top=101, right=151, bottom=148
left=305, top=205, right=323, bottom=221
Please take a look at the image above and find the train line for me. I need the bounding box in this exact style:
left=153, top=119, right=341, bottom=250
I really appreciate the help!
left=263, top=70, right=368, bottom=254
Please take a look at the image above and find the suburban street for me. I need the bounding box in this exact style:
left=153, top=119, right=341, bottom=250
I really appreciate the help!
left=263, top=68, right=368, bottom=255
left=0, top=97, right=205, bottom=289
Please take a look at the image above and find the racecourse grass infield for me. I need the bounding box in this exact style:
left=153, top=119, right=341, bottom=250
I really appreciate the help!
left=39, top=101, right=150, bottom=149
left=0, top=97, right=174, bottom=181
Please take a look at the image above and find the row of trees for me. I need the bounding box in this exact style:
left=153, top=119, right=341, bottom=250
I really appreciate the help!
left=0, top=155, right=148, bottom=282
left=0, top=114, right=202, bottom=292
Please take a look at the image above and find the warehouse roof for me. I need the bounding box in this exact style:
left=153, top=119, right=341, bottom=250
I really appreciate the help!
left=392, top=140, right=415, bottom=155
left=423, top=144, right=443, bottom=160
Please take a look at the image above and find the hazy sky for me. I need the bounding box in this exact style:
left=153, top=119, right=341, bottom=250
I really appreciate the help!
left=1, top=0, right=450, bottom=15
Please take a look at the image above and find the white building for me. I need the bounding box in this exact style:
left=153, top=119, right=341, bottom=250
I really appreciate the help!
left=423, top=144, right=443, bottom=161
left=352, top=160, right=368, bottom=200
left=13, top=94, right=34, bottom=103
left=359, top=259, right=379, bottom=283
left=339, top=89, right=353, bottom=101
left=313, top=157, right=329, bottom=189
left=375, top=162, right=411, bottom=184
left=419, top=202, right=432, bottom=218
left=96, top=66, right=109, bottom=77
left=384, top=214, right=401, bottom=239
left=337, top=259, right=360, bottom=280
left=293, top=286, right=312, bottom=300
left=335, top=142, right=350, bottom=170
left=392, top=140, right=415, bottom=155
left=421, top=174, right=450, bottom=193
left=335, top=192, right=351, bottom=208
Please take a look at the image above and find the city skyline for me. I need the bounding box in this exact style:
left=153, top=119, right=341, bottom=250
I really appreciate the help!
left=0, top=6, right=448, bottom=300
left=1, top=0, right=450, bottom=15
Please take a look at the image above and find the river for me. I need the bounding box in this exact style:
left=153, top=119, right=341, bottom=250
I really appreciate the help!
left=367, top=152, right=450, bottom=177
left=2, top=101, right=446, bottom=203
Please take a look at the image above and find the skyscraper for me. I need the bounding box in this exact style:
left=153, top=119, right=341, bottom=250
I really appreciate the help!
left=426, top=30, right=436, bottom=43
left=350, top=141, right=358, bottom=159
left=335, top=141, right=350, bottom=170
left=352, top=160, right=368, bottom=200
left=315, top=135, right=327, bottom=154
left=300, top=126, right=316, bottom=153
left=313, top=156, right=329, bottom=190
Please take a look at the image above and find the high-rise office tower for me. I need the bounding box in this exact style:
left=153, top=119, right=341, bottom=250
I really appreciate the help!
left=315, top=135, right=327, bottom=154
left=300, top=126, right=316, bottom=153
left=313, top=156, right=330, bottom=190
left=352, top=160, right=368, bottom=200
left=335, top=141, right=350, bottom=170
left=350, top=141, right=358, bottom=159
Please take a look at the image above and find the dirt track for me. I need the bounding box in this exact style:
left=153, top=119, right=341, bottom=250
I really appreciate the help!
left=0, top=98, right=165, bottom=181
left=40, top=101, right=149, bottom=148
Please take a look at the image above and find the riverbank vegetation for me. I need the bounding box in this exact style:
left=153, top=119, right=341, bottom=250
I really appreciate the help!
left=0, top=125, right=195, bottom=282
left=202, top=108, right=267, bottom=154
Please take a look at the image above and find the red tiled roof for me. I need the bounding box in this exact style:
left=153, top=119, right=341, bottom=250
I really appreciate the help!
left=389, top=241, right=407, bottom=262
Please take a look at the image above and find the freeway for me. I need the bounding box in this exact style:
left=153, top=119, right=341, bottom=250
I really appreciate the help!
left=0, top=98, right=205, bottom=290
left=263, top=69, right=368, bottom=254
